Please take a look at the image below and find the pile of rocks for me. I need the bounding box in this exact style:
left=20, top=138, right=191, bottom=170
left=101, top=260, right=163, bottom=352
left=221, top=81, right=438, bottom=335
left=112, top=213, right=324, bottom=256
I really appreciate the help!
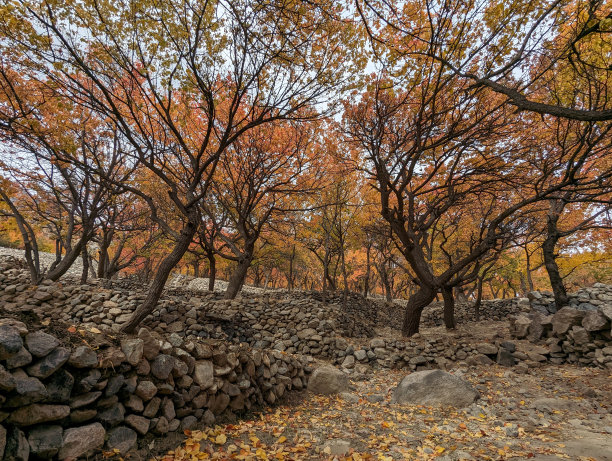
left=528, top=283, right=612, bottom=314
left=509, top=292, right=612, bottom=368
left=0, top=318, right=311, bottom=459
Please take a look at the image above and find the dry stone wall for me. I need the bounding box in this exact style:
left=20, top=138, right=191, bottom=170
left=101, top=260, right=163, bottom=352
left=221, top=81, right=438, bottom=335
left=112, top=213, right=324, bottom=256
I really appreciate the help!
left=509, top=284, right=612, bottom=368
left=0, top=316, right=311, bottom=460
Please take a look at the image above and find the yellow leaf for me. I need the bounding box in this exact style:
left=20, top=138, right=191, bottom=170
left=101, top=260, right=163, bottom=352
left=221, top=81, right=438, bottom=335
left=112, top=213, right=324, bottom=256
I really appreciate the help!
left=277, top=436, right=286, bottom=444
left=214, top=434, right=226, bottom=445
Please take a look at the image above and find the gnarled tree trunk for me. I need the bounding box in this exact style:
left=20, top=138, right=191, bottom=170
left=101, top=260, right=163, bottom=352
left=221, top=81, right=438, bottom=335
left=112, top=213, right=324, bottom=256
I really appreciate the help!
left=402, top=286, right=436, bottom=336
left=441, top=286, right=456, bottom=330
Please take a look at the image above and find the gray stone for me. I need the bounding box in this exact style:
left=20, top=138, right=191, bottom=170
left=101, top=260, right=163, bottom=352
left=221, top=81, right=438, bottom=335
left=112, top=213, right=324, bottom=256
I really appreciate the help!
left=552, top=307, right=586, bottom=335
left=24, top=331, right=58, bottom=357
left=0, top=425, right=5, bottom=460
left=354, top=350, right=367, bottom=361
left=106, top=426, right=137, bottom=454
left=370, top=338, right=386, bottom=349
left=28, top=425, right=63, bottom=458
left=193, top=361, right=214, bottom=389
left=97, top=403, right=125, bottom=426
left=307, top=366, right=349, bottom=395
left=151, top=354, right=174, bottom=380
left=181, top=416, right=198, bottom=431
left=391, top=370, right=479, bottom=408
left=496, top=349, right=516, bottom=367
left=582, top=311, right=609, bottom=331
left=5, top=427, right=29, bottom=461
left=5, top=347, right=32, bottom=369
left=476, top=343, right=498, bottom=355
left=341, top=355, right=355, bottom=368
left=46, top=369, right=74, bottom=403
left=68, top=346, right=98, bottom=368
left=58, top=423, right=105, bottom=459
left=69, top=391, right=102, bottom=409
left=323, top=439, right=352, bottom=456
left=5, top=376, right=47, bottom=407
left=26, top=347, right=70, bottom=379
left=0, top=326, right=23, bottom=360
left=0, top=365, right=16, bottom=392
left=511, top=315, right=531, bottom=339
left=135, top=381, right=157, bottom=401
left=121, top=339, right=144, bottom=366
left=569, top=326, right=590, bottom=345
left=125, top=415, right=150, bottom=435
left=8, top=404, right=70, bottom=426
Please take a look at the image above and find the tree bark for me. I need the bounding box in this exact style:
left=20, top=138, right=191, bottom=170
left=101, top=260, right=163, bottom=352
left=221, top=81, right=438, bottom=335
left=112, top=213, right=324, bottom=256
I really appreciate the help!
left=121, top=221, right=197, bottom=333
left=441, top=286, right=457, bottom=330
left=224, top=255, right=253, bottom=299
left=475, top=277, right=483, bottom=320
left=80, top=246, right=89, bottom=284
left=402, top=286, right=436, bottom=336
left=543, top=217, right=568, bottom=308
left=364, top=244, right=371, bottom=297
left=206, top=250, right=216, bottom=291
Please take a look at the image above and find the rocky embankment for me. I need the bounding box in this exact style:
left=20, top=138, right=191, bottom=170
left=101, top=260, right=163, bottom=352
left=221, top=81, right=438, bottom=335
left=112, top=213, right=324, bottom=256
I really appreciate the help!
left=509, top=284, right=612, bottom=368
left=0, top=316, right=311, bottom=459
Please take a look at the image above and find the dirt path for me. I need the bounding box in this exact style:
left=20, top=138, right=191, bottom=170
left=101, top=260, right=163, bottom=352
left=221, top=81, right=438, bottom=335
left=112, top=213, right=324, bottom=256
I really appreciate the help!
left=155, top=364, right=612, bottom=461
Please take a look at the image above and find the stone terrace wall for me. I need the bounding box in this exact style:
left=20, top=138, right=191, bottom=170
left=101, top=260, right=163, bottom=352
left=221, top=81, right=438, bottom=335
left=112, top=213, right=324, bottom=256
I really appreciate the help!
left=0, top=317, right=311, bottom=460
left=509, top=284, right=612, bottom=368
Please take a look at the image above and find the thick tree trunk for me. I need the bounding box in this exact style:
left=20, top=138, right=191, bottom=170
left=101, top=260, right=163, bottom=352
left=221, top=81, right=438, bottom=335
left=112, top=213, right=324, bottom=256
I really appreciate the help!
left=224, top=255, right=253, bottom=299
left=46, top=234, right=92, bottom=282
left=121, top=221, right=197, bottom=333
left=402, top=287, right=436, bottom=336
left=441, top=286, right=456, bottom=330
left=542, top=226, right=568, bottom=308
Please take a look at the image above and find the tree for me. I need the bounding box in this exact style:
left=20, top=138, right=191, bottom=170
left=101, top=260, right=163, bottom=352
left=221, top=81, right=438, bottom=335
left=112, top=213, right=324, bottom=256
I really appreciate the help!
left=1, top=0, right=360, bottom=331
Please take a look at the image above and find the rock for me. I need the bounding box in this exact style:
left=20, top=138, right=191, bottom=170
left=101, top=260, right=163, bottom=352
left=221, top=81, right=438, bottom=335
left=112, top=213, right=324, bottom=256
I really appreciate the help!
left=511, top=315, right=531, bottom=339
left=0, top=365, right=16, bottom=392
left=8, top=404, right=70, bottom=426
left=28, top=425, right=63, bottom=458
left=582, top=311, right=609, bottom=331
left=24, top=331, right=59, bottom=357
left=0, top=425, right=5, bottom=459
left=370, top=338, right=385, bottom=349
left=339, top=392, right=359, bottom=403
left=307, top=366, right=349, bottom=395
left=151, top=354, right=174, bottom=379
left=125, top=415, right=150, bottom=435
left=568, top=326, right=590, bottom=345
left=193, top=361, right=214, bottom=389
left=97, top=403, right=125, bottom=426
left=496, top=349, right=516, bottom=367
left=341, top=355, right=355, bottom=369
left=26, top=347, right=70, bottom=379
left=69, top=391, right=102, bottom=409
left=0, top=326, right=23, bottom=360
left=106, top=426, right=137, bottom=454
left=69, top=346, right=98, bottom=368
left=354, top=350, right=367, bottom=361
left=181, top=416, right=198, bottom=431
left=6, top=376, right=48, bottom=406
left=5, top=427, right=29, bottom=461
left=121, top=339, right=144, bottom=366
left=46, top=369, right=74, bottom=403
left=476, top=343, right=498, bottom=355
left=531, top=398, right=577, bottom=413
left=552, top=307, right=586, bottom=335
left=138, top=329, right=161, bottom=360
left=391, top=370, right=479, bottom=408
left=6, top=347, right=32, bottom=369
left=323, top=439, right=352, bottom=456
left=58, top=423, right=106, bottom=460
left=466, top=354, right=494, bottom=366
left=135, top=381, right=157, bottom=401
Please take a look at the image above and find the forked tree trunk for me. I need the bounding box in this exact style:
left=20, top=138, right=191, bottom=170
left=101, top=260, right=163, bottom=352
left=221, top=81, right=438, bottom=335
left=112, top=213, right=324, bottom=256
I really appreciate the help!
left=441, top=286, right=456, bottom=330
left=224, top=255, right=253, bottom=299
left=402, top=286, right=436, bottom=336
left=121, top=221, right=197, bottom=333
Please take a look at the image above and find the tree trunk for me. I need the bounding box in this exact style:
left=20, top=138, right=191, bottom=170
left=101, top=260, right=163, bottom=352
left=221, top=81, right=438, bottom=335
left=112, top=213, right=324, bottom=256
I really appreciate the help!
left=402, top=286, right=436, bottom=336
left=121, top=221, right=197, bottom=333
left=225, top=255, right=253, bottom=299
left=80, top=246, right=89, bottom=284
left=364, top=244, right=371, bottom=297
left=543, top=221, right=568, bottom=308
left=475, top=277, right=484, bottom=320
left=206, top=250, right=216, bottom=291
left=441, top=286, right=456, bottom=330
left=288, top=245, right=296, bottom=291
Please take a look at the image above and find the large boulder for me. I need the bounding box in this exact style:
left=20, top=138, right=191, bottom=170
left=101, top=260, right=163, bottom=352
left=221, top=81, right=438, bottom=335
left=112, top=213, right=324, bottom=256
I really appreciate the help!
left=582, top=310, right=609, bottom=332
left=307, top=366, right=349, bottom=395
left=552, top=307, right=586, bottom=335
left=391, top=370, right=479, bottom=408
